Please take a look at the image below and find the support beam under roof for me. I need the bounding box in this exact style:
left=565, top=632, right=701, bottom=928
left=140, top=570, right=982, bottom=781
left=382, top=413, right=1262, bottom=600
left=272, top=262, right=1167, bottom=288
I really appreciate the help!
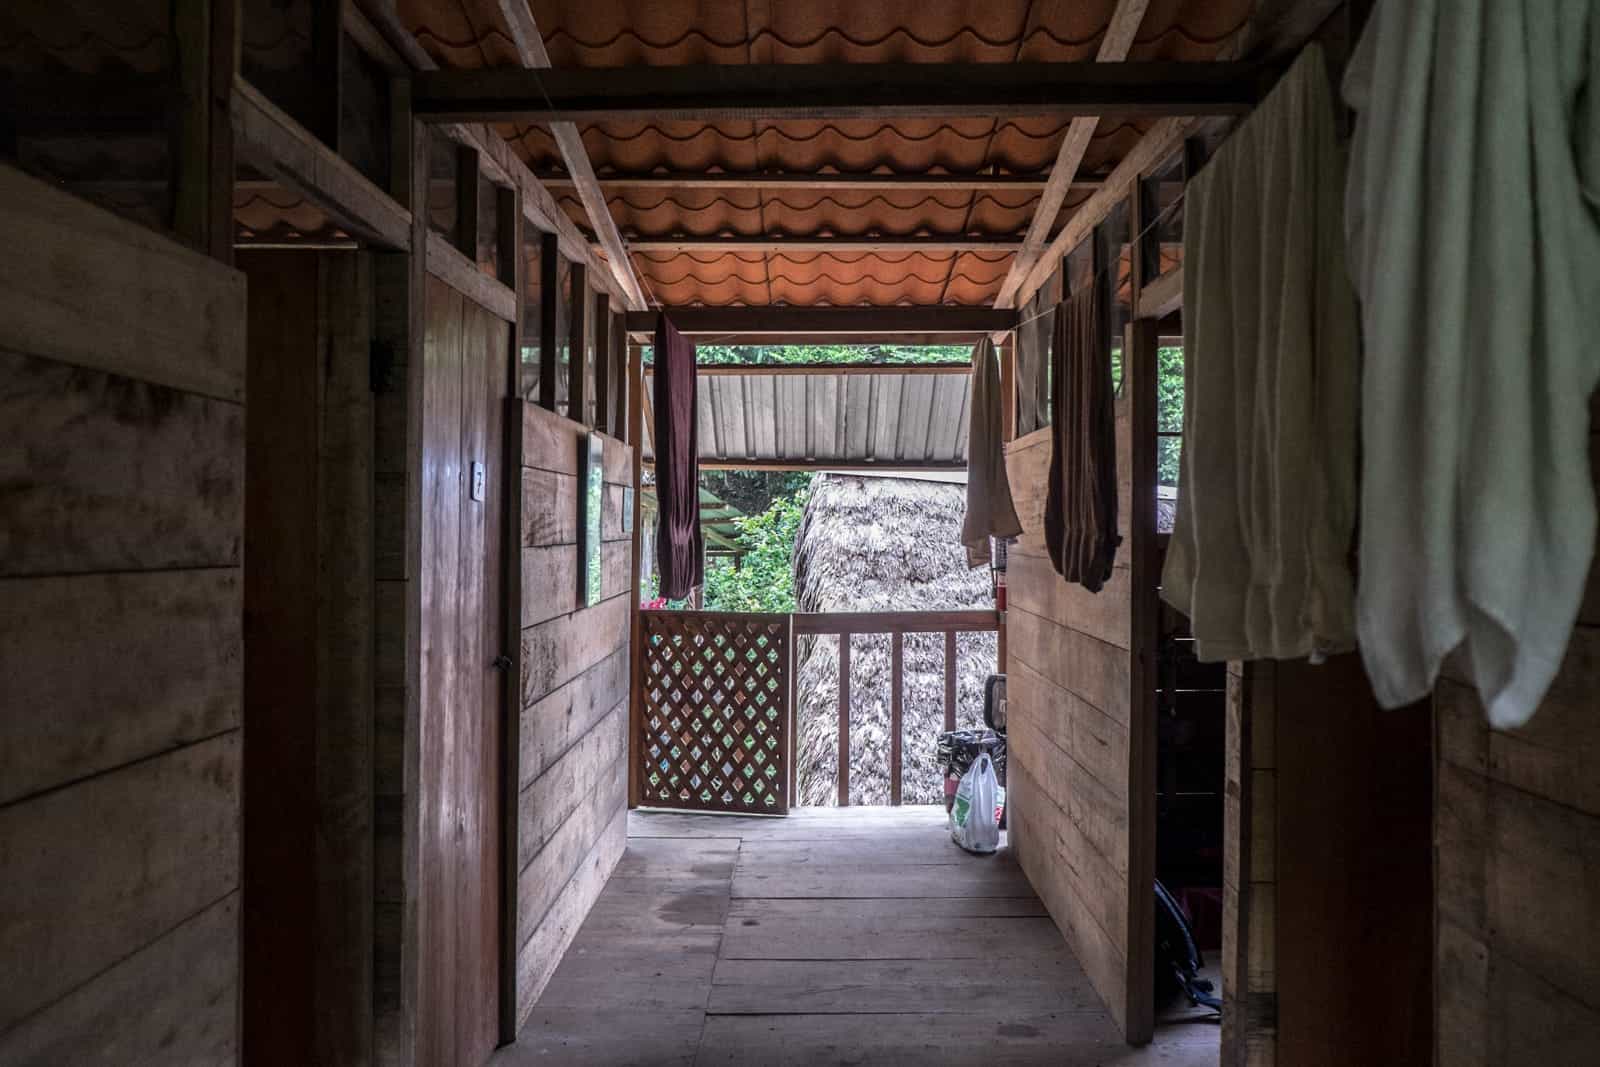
left=538, top=173, right=1099, bottom=193
left=627, top=236, right=1023, bottom=253
left=411, top=61, right=1262, bottom=123
left=491, top=0, right=648, bottom=310
left=992, top=0, right=1152, bottom=314
left=623, top=306, right=1016, bottom=337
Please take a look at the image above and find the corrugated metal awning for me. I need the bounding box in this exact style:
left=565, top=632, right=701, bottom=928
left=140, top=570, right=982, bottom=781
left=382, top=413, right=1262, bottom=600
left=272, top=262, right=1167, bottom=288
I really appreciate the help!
left=643, top=364, right=972, bottom=470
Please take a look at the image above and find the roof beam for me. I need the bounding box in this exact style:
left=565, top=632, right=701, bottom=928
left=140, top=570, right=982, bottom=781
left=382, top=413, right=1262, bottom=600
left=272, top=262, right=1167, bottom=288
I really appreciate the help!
left=232, top=77, right=412, bottom=251
left=992, top=0, right=1152, bottom=314
left=412, top=61, right=1261, bottom=123
left=538, top=172, right=1099, bottom=193
left=351, top=1, right=634, bottom=308
left=625, top=307, right=1015, bottom=336
left=492, top=0, right=649, bottom=310
left=628, top=236, right=1022, bottom=253
left=1007, top=0, right=1350, bottom=310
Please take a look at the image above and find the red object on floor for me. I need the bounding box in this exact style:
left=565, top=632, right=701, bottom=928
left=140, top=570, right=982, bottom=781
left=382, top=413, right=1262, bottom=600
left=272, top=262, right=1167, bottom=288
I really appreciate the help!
left=1176, top=886, right=1224, bottom=953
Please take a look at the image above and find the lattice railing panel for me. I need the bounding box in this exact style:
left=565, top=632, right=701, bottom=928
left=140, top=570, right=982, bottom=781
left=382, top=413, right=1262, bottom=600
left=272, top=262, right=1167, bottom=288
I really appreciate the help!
left=639, top=610, right=791, bottom=815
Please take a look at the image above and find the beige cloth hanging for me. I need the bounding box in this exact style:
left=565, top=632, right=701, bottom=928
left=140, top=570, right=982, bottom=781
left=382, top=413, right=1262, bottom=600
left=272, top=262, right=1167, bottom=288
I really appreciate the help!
left=960, top=336, right=1023, bottom=568
left=1161, top=45, right=1360, bottom=662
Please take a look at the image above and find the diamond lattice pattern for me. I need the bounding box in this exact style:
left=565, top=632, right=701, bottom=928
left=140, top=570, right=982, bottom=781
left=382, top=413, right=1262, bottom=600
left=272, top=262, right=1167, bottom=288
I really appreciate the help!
left=640, top=612, right=790, bottom=814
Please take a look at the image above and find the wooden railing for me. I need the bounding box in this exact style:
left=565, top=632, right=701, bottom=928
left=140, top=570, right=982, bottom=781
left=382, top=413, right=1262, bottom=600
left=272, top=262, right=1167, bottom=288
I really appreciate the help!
left=792, top=610, right=999, bottom=806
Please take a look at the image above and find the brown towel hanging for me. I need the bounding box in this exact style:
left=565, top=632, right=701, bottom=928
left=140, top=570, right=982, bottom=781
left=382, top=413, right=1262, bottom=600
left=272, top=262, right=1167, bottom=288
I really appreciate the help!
left=653, top=313, right=703, bottom=600
left=1043, top=282, right=1120, bottom=591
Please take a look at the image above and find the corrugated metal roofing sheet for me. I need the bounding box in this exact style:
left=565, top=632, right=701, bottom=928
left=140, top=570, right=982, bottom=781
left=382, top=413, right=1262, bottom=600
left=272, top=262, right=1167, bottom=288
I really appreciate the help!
left=642, top=366, right=973, bottom=469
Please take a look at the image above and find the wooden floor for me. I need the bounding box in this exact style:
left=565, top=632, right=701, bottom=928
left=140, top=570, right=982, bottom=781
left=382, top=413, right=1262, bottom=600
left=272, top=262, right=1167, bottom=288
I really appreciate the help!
left=498, top=806, right=1219, bottom=1066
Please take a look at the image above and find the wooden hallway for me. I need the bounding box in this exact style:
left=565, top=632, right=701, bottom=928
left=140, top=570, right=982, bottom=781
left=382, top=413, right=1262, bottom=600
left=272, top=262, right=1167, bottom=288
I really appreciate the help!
left=498, top=807, right=1218, bottom=1066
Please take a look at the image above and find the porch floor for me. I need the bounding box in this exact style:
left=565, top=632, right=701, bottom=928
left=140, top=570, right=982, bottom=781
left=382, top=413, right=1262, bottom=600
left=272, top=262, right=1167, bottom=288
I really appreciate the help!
left=498, top=805, right=1219, bottom=1066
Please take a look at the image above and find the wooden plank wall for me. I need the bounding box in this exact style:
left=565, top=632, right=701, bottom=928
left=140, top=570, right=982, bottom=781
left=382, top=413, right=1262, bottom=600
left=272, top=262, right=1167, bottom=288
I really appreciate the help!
left=514, top=402, right=634, bottom=1028
left=0, top=164, right=246, bottom=1063
left=237, top=250, right=375, bottom=1066
left=1001, top=381, right=1142, bottom=1037
left=1433, top=399, right=1600, bottom=1065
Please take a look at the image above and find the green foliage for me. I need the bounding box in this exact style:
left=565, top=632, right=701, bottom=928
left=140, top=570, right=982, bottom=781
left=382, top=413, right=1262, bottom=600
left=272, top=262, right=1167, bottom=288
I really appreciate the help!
left=700, top=470, right=811, bottom=516
left=1157, top=345, right=1185, bottom=488
left=644, top=343, right=971, bottom=366
left=702, top=489, right=810, bottom=613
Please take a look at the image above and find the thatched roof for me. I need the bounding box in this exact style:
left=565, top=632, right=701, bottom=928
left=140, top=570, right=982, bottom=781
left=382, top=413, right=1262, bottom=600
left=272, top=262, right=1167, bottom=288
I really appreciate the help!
left=793, top=473, right=998, bottom=806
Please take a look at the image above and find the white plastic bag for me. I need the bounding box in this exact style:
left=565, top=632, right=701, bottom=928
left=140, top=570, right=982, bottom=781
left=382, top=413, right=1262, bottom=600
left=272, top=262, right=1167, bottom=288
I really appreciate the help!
left=950, top=752, right=1001, bottom=854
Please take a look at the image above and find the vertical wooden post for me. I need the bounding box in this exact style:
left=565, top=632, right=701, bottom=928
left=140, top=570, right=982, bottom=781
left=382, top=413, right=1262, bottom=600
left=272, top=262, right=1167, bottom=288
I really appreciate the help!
left=538, top=234, right=558, bottom=412
left=454, top=145, right=479, bottom=260
left=837, top=634, right=851, bottom=807
left=1125, top=315, right=1161, bottom=1044
left=593, top=292, right=612, bottom=434
left=174, top=0, right=238, bottom=262
left=311, top=0, right=345, bottom=149
left=627, top=344, right=644, bottom=809
left=496, top=181, right=524, bottom=1046
left=569, top=262, right=589, bottom=425
left=944, top=630, right=958, bottom=732
left=889, top=632, right=904, bottom=806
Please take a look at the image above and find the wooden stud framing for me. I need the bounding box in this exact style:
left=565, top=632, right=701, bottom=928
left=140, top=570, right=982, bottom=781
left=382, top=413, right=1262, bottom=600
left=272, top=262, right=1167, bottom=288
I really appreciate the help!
left=627, top=344, right=645, bottom=810
left=592, top=293, right=612, bottom=436
left=233, top=78, right=412, bottom=251
left=1125, top=316, right=1161, bottom=1044
left=568, top=262, right=589, bottom=426
left=538, top=234, right=559, bottom=412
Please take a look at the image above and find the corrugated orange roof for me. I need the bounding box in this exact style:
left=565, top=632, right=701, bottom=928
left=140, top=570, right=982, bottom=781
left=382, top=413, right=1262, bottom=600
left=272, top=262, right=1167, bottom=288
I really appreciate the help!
left=396, top=0, right=1253, bottom=306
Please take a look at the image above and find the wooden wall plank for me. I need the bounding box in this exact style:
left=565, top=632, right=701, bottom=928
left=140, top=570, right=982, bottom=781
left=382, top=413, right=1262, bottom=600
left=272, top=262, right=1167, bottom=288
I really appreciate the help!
left=0, top=569, right=240, bottom=806
left=516, top=754, right=628, bottom=946
left=515, top=808, right=628, bottom=1026
left=0, top=165, right=246, bottom=402
left=518, top=704, right=628, bottom=868
left=0, top=893, right=240, bottom=1065
left=0, top=733, right=241, bottom=1033
left=0, top=349, right=244, bottom=577
left=519, top=647, right=630, bottom=788
left=521, top=593, right=632, bottom=706
left=1006, top=604, right=1131, bottom=725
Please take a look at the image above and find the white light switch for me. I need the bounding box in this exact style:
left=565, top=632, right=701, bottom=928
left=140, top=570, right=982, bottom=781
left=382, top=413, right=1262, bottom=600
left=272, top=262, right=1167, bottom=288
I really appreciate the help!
left=470, top=461, right=486, bottom=502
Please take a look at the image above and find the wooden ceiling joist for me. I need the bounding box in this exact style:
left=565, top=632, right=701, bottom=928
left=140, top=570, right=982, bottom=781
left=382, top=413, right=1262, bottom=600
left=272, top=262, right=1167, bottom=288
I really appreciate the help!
left=627, top=236, right=1023, bottom=253
left=624, top=307, right=1015, bottom=337
left=411, top=61, right=1261, bottom=123
left=492, top=0, right=648, bottom=311
left=539, top=173, right=1098, bottom=193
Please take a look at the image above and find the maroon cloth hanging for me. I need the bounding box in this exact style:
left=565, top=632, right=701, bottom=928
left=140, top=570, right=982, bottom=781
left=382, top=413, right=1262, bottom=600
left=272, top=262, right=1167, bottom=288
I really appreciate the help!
left=1044, top=282, right=1121, bottom=592
left=653, top=313, right=703, bottom=600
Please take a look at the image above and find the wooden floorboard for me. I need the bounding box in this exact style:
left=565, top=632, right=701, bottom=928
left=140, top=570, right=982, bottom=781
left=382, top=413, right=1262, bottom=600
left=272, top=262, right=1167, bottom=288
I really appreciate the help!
left=500, top=806, right=1219, bottom=1066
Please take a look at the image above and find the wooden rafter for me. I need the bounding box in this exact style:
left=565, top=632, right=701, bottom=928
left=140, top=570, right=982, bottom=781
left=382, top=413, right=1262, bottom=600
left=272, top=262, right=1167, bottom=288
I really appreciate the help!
left=412, top=61, right=1261, bottom=123
left=350, top=0, right=634, bottom=308
left=991, top=0, right=1153, bottom=313
left=1008, top=0, right=1350, bottom=310
left=492, top=0, right=648, bottom=311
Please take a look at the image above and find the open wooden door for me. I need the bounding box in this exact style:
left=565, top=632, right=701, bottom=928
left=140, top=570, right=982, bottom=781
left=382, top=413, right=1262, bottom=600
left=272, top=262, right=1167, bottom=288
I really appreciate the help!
left=418, top=275, right=511, bottom=1066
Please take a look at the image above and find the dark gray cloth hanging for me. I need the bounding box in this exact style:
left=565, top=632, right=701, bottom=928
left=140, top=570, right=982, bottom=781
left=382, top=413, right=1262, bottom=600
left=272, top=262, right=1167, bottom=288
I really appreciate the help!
left=1043, top=281, right=1120, bottom=591
left=653, top=313, right=703, bottom=600
left=1015, top=284, right=1054, bottom=435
